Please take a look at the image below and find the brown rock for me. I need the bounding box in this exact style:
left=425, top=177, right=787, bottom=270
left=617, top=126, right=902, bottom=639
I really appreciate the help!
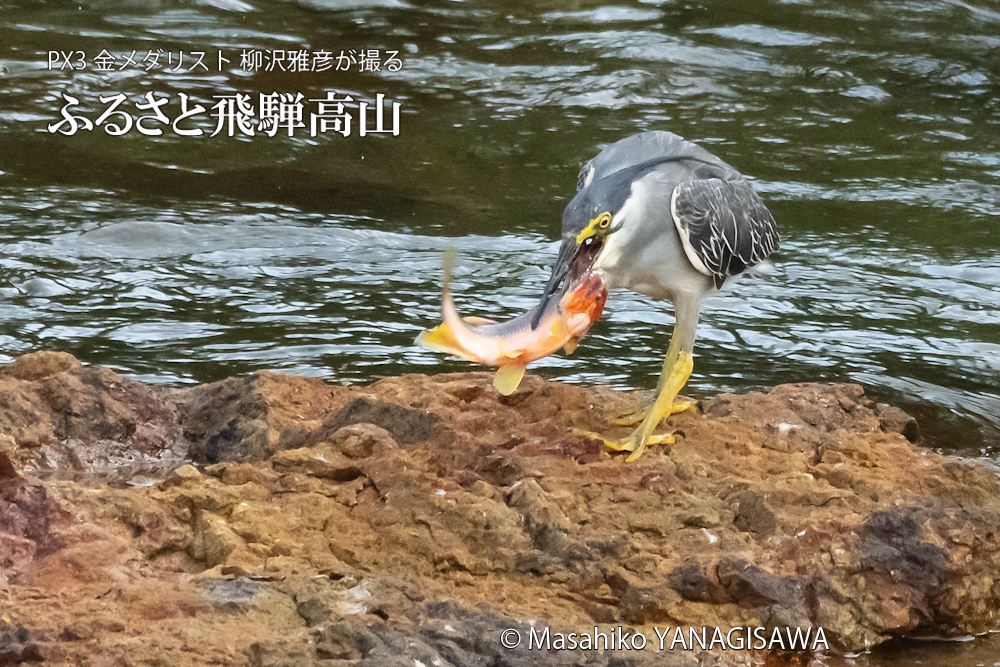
left=0, top=452, right=72, bottom=581
left=330, top=423, right=397, bottom=459
left=876, top=403, right=920, bottom=442
left=190, top=510, right=246, bottom=568
left=0, top=617, right=46, bottom=663
left=669, top=562, right=731, bottom=604
left=0, top=351, right=185, bottom=476
left=4, top=356, right=1000, bottom=664
left=325, top=397, right=445, bottom=446
left=732, top=490, right=777, bottom=537
left=159, top=463, right=202, bottom=488
left=174, top=370, right=349, bottom=463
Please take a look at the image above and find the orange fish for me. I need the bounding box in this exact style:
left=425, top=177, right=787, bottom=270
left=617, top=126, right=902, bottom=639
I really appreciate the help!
left=416, top=250, right=608, bottom=395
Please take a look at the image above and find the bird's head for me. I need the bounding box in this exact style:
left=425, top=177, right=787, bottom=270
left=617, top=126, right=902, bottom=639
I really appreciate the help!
left=531, top=170, right=631, bottom=329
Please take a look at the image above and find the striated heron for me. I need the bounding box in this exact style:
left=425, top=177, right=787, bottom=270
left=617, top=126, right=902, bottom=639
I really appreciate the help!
left=534, top=131, right=779, bottom=461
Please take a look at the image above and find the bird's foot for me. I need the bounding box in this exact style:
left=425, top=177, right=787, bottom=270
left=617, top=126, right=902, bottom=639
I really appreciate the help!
left=570, top=428, right=674, bottom=462
left=608, top=402, right=648, bottom=426
left=609, top=396, right=697, bottom=426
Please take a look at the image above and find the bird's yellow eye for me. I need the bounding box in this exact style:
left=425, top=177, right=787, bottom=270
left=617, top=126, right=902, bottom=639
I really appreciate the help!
left=576, top=212, right=614, bottom=244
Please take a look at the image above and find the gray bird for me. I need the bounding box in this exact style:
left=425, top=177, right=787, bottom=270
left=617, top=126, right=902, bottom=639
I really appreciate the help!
left=534, top=130, right=779, bottom=461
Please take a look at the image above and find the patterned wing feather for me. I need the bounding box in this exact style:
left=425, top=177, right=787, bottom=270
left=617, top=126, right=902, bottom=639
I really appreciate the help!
left=671, top=177, right=779, bottom=289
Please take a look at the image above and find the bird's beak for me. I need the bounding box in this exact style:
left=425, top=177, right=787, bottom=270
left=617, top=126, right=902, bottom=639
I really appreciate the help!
left=531, top=235, right=604, bottom=329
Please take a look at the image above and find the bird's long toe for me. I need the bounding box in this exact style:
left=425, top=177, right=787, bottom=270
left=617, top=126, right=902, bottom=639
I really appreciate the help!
left=609, top=401, right=651, bottom=426
left=668, top=396, right=698, bottom=415
left=570, top=427, right=634, bottom=452
left=570, top=428, right=674, bottom=461
left=609, top=396, right=696, bottom=426
left=624, top=432, right=674, bottom=462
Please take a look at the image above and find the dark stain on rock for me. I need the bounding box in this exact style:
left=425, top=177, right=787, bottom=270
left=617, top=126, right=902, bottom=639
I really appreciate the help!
left=669, top=563, right=731, bottom=604
left=0, top=617, right=45, bottom=664
left=861, top=510, right=947, bottom=584
left=0, top=455, right=72, bottom=572
left=718, top=558, right=805, bottom=610
left=733, top=490, right=777, bottom=537
left=328, top=397, right=443, bottom=446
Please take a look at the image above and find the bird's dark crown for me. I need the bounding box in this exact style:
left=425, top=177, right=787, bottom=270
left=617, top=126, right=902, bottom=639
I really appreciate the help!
left=562, top=154, right=732, bottom=238
left=561, top=167, right=637, bottom=237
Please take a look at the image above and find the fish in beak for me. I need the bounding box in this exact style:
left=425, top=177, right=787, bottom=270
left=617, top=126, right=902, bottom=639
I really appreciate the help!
left=416, top=248, right=608, bottom=395
left=531, top=233, right=605, bottom=330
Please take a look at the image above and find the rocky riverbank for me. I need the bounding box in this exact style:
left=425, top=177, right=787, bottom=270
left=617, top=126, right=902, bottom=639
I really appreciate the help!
left=2, top=351, right=999, bottom=666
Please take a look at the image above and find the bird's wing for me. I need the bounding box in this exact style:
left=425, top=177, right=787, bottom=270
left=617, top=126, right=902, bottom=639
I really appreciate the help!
left=670, top=177, right=779, bottom=289
left=577, top=131, right=725, bottom=191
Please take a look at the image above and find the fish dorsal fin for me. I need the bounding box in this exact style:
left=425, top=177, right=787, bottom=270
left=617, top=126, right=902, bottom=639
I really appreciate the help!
left=563, top=338, right=579, bottom=355
left=493, top=365, right=526, bottom=396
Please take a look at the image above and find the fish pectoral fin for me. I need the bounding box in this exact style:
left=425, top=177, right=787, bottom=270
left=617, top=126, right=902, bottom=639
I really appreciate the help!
left=493, top=365, right=526, bottom=396
left=463, top=316, right=498, bottom=325
left=563, top=338, right=580, bottom=355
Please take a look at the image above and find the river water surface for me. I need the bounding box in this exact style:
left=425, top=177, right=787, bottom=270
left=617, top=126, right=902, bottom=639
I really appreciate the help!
left=1, top=1, right=999, bottom=664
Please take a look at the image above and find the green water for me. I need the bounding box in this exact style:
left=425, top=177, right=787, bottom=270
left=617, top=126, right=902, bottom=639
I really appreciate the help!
left=1, top=1, right=999, bottom=662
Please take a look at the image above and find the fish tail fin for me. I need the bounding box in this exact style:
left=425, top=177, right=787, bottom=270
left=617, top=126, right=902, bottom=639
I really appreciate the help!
left=439, top=247, right=469, bottom=337
left=416, top=246, right=463, bottom=355
left=493, top=364, right=526, bottom=396
left=415, top=322, right=464, bottom=356
left=441, top=246, right=455, bottom=293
